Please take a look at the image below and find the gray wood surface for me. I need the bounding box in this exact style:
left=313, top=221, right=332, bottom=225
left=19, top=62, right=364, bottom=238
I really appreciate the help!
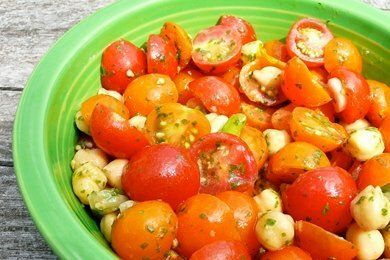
left=0, top=0, right=387, bottom=259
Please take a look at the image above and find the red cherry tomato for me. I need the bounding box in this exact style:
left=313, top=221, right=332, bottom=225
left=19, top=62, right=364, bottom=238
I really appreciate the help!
left=282, top=167, right=357, bottom=233
left=100, top=39, right=146, bottom=93
left=222, top=66, right=241, bottom=91
left=286, top=18, right=333, bottom=67
left=217, top=15, right=256, bottom=44
left=189, top=76, right=241, bottom=116
left=121, top=144, right=200, bottom=210
left=190, top=133, right=257, bottom=194
left=190, top=240, right=251, bottom=260
left=147, top=34, right=178, bottom=78
left=90, top=104, right=149, bottom=158
left=192, top=25, right=242, bottom=74
left=329, top=148, right=354, bottom=170
left=260, top=246, right=312, bottom=260
left=264, top=40, right=289, bottom=62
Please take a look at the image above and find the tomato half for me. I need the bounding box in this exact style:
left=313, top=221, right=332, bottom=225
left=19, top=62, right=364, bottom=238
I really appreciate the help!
left=241, top=102, right=274, bottom=131
left=271, top=103, right=296, bottom=132
left=222, top=66, right=241, bottom=91
left=147, top=34, right=178, bottom=78
left=329, top=148, right=354, bottom=170
left=356, top=153, right=390, bottom=190
left=190, top=241, right=251, bottom=260
left=324, top=37, right=362, bottom=73
left=282, top=167, right=357, bottom=233
left=173, top=69, right=203, bottom=104
left=190, top=133, right=258, bottom=194
left=240, top=126, right=268, bottom=170
left=101, top=39, right=147, bottom=93
left=121, top=144, right=200, bottom=210
left=189, top=76, right=241, bottom=116
left=176, top=194, right=241, bottom=257
left=294, top=221, right=358, bottom=260
left=380, top=116, right=390, bottom=152
left=286, top=18, right=333, bottom=67
left=260, top=246, right=312, bottom=260
left=217, top=15, right=256, bottom=44
left=90, top=104, right=149, bottom=158
left=366, top=80, right=390, bottom=127
left=192, top=25, right=242, bottom=74
left=264, top=40, right=289, bottom=62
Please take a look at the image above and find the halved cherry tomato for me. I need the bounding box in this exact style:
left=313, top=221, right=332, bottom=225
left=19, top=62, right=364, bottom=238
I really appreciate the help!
left=366, top=80, right=390, bottom=127
left=266, top=142, right=330, bottom=184
left=271, top=103, right=296, bottom=131
left=241, top=102, right=274, bottom=131
left=111, top=201, right=177, bottom=260
left=310, top=66, right=328, bottom=84
left=192, top=25, right=242, bottom=74
left=286, top=18, right=333, bottom=67
left=145, top=103, right=210, bottom=148
left=240, top=126, right=268, bottom=170
left=324, top=37, right=362, bottom=73
left=190, top=133, right=257, bottom=194
left=290, top=107, right=347, bottom=152
left=282, top=167, right=357, bottom=233
left=349, top=160, right=364, bottom=181
left=160, top=21, right=192, bottom=69
left=186, top=97, right=208, bottom=113
left=356, top=153, right=390, bottom=190
left=260, top=246, right=312, bottom=260
left=80, top=94, right=129, bottom=127
left=314, top=101, right=335, bottom=122
left=217, top=15, right=256, bottom=44
left=222, top=66, right=241, bottom=91
left=239, top=50, right=287, bottom=106
left=176, top=194, right=241, bottom=257
left=217, top=191, right=260, bottom=255
left=282, top=57, right=331, bottom=107
left=90, top=104, right=149, bottom=158
left=328, top=67, right=371, bottom=123
left=101, top=39, right=146, bottom=93
left=147, top=34, right=178, bottom=78
left=329, top=148, right=354, bottom=170
left=122, top=144, right=200, bottom=210
left=294, top=221, right=358, bottom=260
left=123, top=74, right=178, bottom=116
left=173, top=69, right=203, bottom=104
left=380, top=116, right=390, bottom=152
left=189, top=76, right=241, bottom=116
left=264, top=40, right=289, bottom=62
left=190, top=240, right=251, bottom=260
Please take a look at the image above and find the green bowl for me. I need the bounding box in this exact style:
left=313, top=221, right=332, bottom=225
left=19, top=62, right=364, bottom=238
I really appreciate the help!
left=13, top=0, right=390, bottom=258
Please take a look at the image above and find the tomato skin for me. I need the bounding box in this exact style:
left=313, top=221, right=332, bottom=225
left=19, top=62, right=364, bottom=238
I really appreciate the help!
left=264, top=40, right=289, bottom=62
left=294, top=221, right=357, bottom=260
left=190, top=240, right=251, bottom=260
left=286, top=18, right=333, bottom=67
left=366, top=80, right=390, bottom=127
left=329, top=148, right=354, bottom=170
left=380, top=116, right=390, bottom=152
left=324, top=37, right=362, bottom=73
left=101, top=39, right=147, bottom=93
left=356, top=153, right=390, bottom=190
left=260, top=246, right=312, bottom=260
left=173, top=69, right=203, bottom=104
left=147, top=34, right=178, bottom=78
left=241, top=102, right=274, bottom=131
left=122, top=144, right=200, bottom=210
left=111, top=201, right=177, bottom=260
left=176, top=194, right=241, bottom=257
left=222, top=66, right=241, bottom=91
left=217, top=15, right=256, bottom=44
left=240, top=126, right=269, bottom=170
left=189, top=76, right=241, bottom=116
left=282, top=167, right=357, bottom=233
left=90, top=104, right=149, bottom=159
left=329, top=67, right=371, bottom=123
left=271, top=103, right=296, bottom=132
left=216, top=191, right=260, bottom=255
left=314, top=102, right=335, bottom=122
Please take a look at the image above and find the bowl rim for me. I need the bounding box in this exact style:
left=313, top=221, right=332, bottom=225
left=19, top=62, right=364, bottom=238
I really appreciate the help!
left=12, top=0, right=389, bottom=258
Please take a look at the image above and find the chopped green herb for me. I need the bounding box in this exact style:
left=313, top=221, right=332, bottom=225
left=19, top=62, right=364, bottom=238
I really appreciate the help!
left=140, top=242, right=149, bottom=249
left=264, top=218, right=276, bottom=227
left=382, top=208, right=388, bottom=216
left=199, top=213, right=207, bottom=219
left=322, top=202, right=330, bottom=216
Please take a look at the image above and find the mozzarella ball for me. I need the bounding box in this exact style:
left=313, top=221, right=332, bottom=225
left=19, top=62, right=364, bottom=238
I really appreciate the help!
left=97, top=88, right=124, bottom=102
left=205, top=113, right=228, bottom=133
left=88, top=188, right=128, bottom=216
left=382, top=227, right=390, bottom=257
left=342, top=119, right=371, bottom=134
left=255, top=211, right=294, bottom=251
left=241, top=40, right=263, bottom=64
left=346, top=223, right=384, bottom=260
left=350, top=185, right=390, bottom=231
left=253, top=188, right=282, bottom=215
left=71, top=148, right=109, bottom=171
left=128, top=115, right=146, bottom=131
left=103, top=159, right=128, bottom=190
left=345, top=127, right=385, bottom=161
left=100, top=212, right=117, bottom=243
left=253, top=66, right=283, bottom=89
left=75, top=110, right=90, bottom=135
left=263, top=129, right=291, bottom=155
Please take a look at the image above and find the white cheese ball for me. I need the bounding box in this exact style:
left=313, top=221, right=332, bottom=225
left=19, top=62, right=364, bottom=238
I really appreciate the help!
left=253, top=188, right=282, bottom=215
left=382, top=228, right=390, bottom=258
left=345, top=127, right=385, bottom=161
left=351, top=185, right=390, bottom=231
left=205, top=113, right=228, bottom=133
left=253, top=66, right=283, bottom=89
left=100, top=212, right=117, bottom=243
left=255, top=211, right=294, bottom=251
left=103, top=159, right=128, bottom=190
left=71, top=148, right=109, bottom=171
left=97, top=88, right=124, bottom=102
left=342, top=119, right=371, bottom=134
left=241, top=40, right=263, bottom=64
left=128, top=115, right=146, bottom=131
left=263, top=129, right=291, bottom=155
left=346, top=223, right=385, bottom=260
left=75, top=110, right=90, bottom=135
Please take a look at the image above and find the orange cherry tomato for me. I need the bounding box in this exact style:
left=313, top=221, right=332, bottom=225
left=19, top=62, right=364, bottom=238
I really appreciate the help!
left=356, top=153, right=390, bottom=190
left=111, top=201, right=177, bottom=260
left=366, top=80, right=390, bottom=127
left=240, top=126, right=269, bottom=170
left=329, top=148, right=354, bottom=170
left=324, top=37, right=362, bottom=73
left=176, top=194, right=241, bottom=257
left=241, top=102, right=274, bottom=131
left=123, top=74, right=178, bottom=116
left=264, top=40, right=289, bottom=62
left=190, top=241, right=251, bottom=260
left=266, top=142, right=330, bottom=184
left=310, top=67, right=329, bottom=84
left=282, top=57, right=331, bottom=107
left=271, top=103, right=296, bottom=131
left=222, top=66, right=241, bottom=91
left=295, top=221, right=357, bottom=260
left=380, top=116, right=390, bottom=152
left=290, top=107, right=347, bottom=152
left=260, top=246, right=312, bottom=260
left=173, top=69, right=203, bottom=104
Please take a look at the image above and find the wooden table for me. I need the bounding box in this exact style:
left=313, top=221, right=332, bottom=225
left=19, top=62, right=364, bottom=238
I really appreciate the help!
left=0, top=0, right=387, bottom=258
